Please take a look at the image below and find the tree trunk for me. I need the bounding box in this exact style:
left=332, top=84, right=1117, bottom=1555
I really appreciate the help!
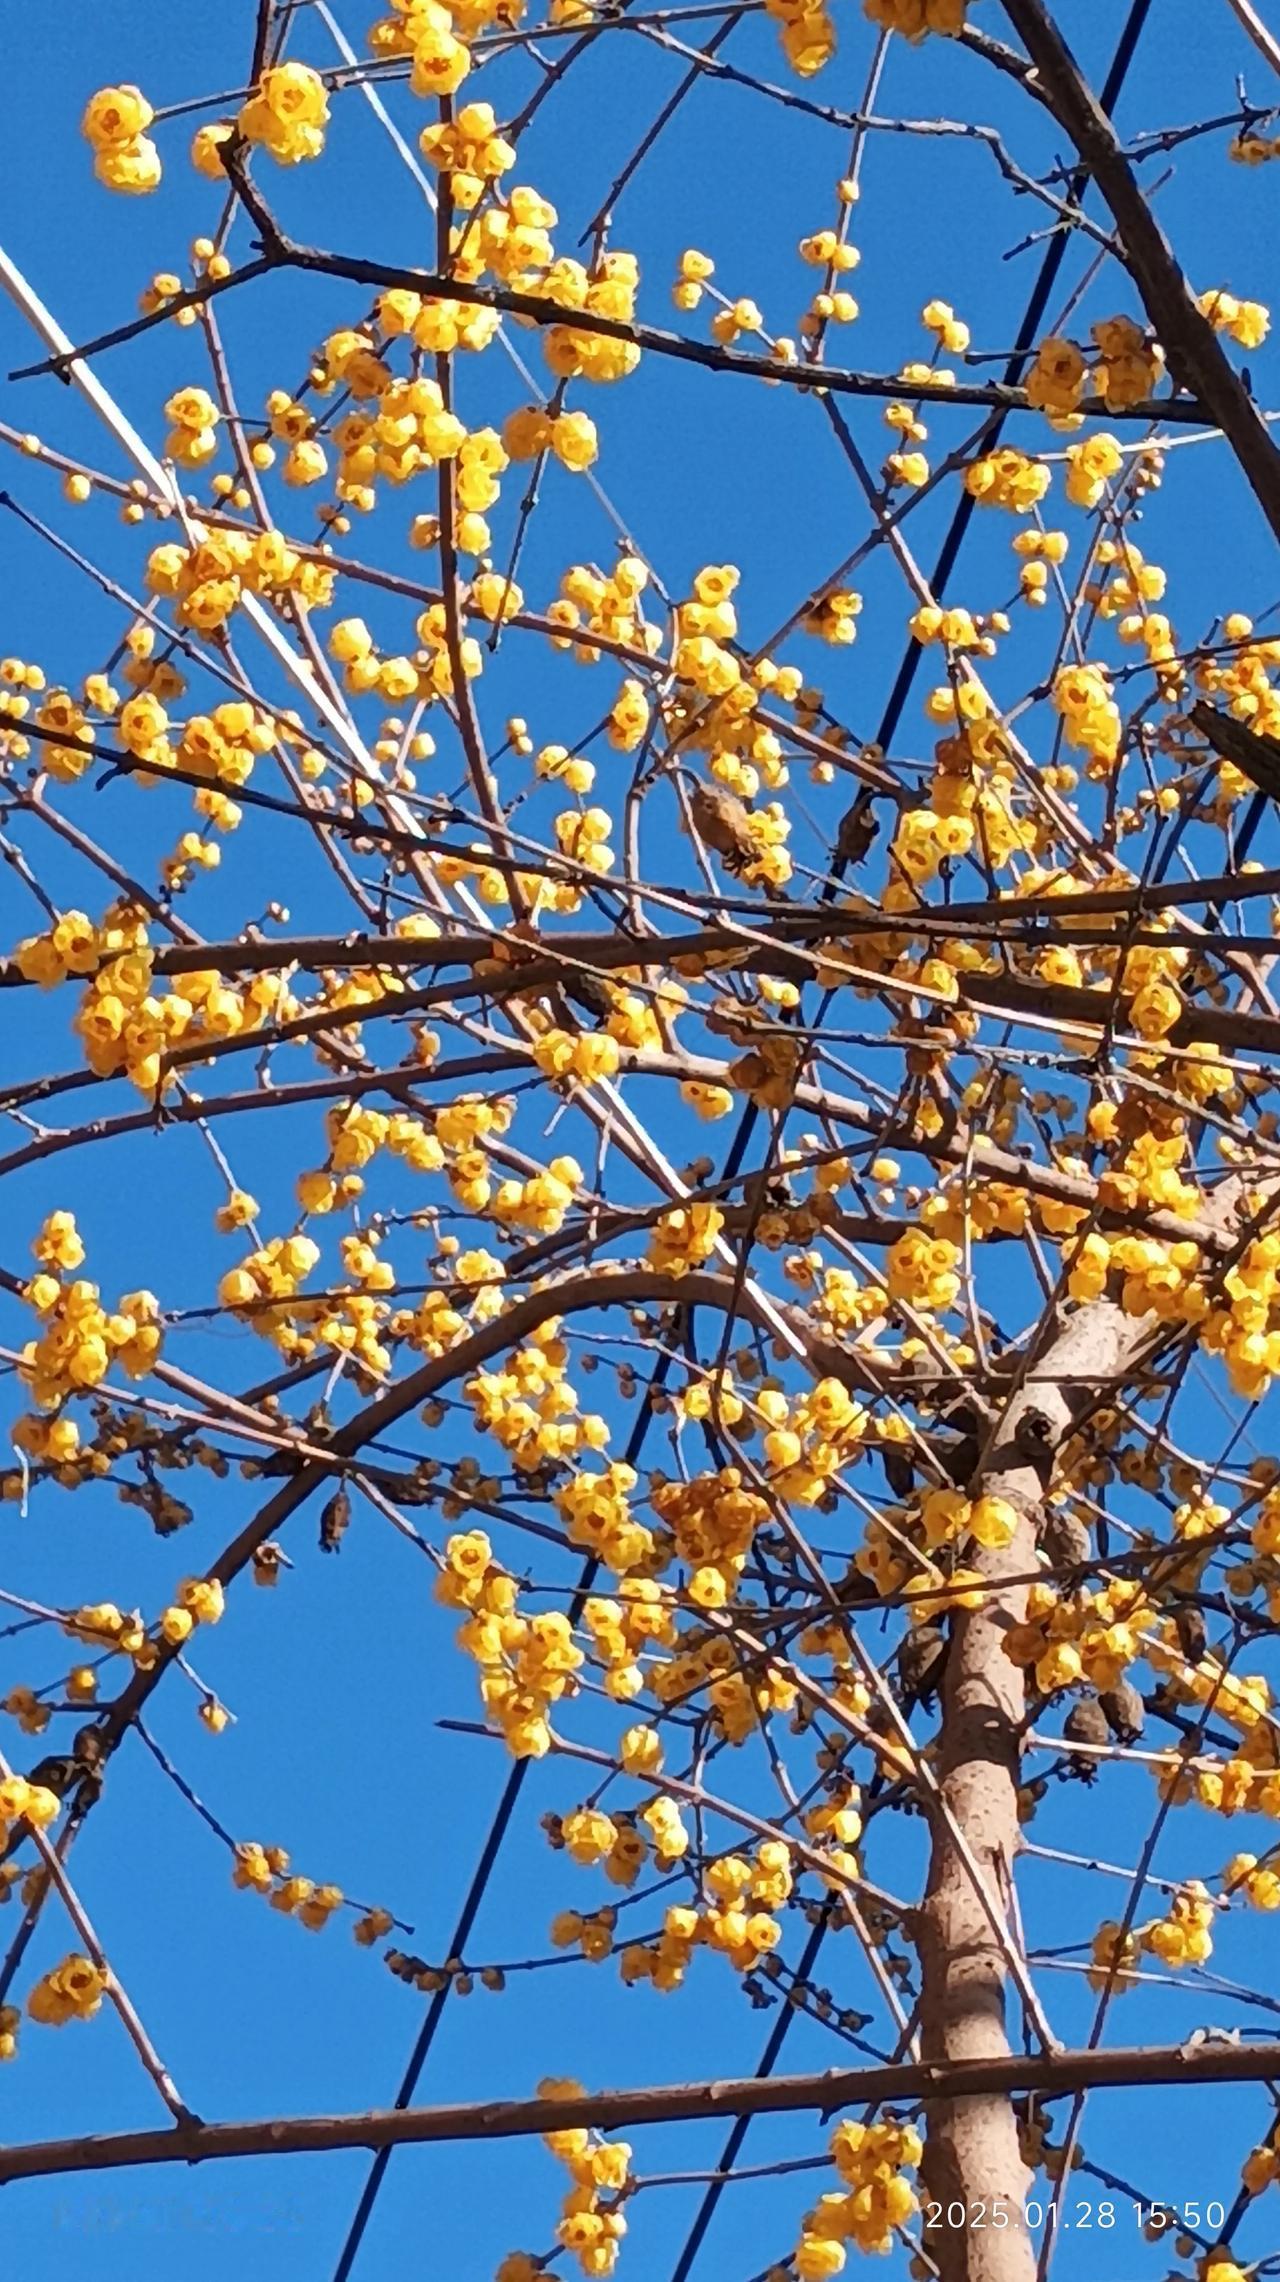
left=915, top=1300, right=1139, bottom=2280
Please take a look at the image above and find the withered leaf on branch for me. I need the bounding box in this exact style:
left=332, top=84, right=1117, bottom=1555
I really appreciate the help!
left=319, top=1486, right=352, bottom=1554
left=25, top=1754, right=80, bottom=1798
left=686, top=780, right=758, bottom=875
left=881, top=1443, right=918, bottom=1500
left=1174, top=1603, right=1208, bottom=1664
left=1063, top=1692, right=1110, bottom=1781
left=834, top=785, right=879, bottom=870
left=897, top=1623, right=948, bottom=1708
left=560, top=970, right=614, bottom=1025
left=1099, top=1678, right=1146, bottom=1743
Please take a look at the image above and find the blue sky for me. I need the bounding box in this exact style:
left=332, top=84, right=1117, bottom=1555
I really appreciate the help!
left=4, top=3, right=1280, bottom=2278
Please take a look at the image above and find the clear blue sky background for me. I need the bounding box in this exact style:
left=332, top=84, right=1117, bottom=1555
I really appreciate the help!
left=3, top=3, right=1280, bottom=2277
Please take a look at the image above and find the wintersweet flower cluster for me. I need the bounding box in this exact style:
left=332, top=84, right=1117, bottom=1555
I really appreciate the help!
left=81, top=83, right=161, bottom=193
left=864, top=0, right=968, bottom=38
left=608, top=1842, right=794, bottom=1993
left=16, top=908, right=294, bottom=1095
left=238, top=62, right=331, bottom=165
left=146, top=523, right=334, bottom=634
left=1003, top=1576, right=1153, bottom=1698
left=763, top=0, right=838, bottom=76
left=233, top=1842, right=345, bottom=1931
left=787, top=2117, right=922, bottom=2272
left=0, top=1775, right=61, bottom=1838
left=497, top=2078, right=632, bottom=2279
left=27, top=1954, right=107, bottom=2027
left=1023, top=315, right=1167, bottom=418
left=438, top=1530, right=583, bottom=1759
left=964, top=446, right=1051, bottom=513
left=15, top=1214, right=161, bottom=1468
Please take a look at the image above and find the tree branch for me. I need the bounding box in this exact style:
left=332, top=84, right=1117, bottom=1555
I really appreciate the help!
left=1001, top=0, right=1280, bottom=539
left=9, top=162, right=1213, bottom=426
left=0, top=2039, right=1277, bottom=2187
